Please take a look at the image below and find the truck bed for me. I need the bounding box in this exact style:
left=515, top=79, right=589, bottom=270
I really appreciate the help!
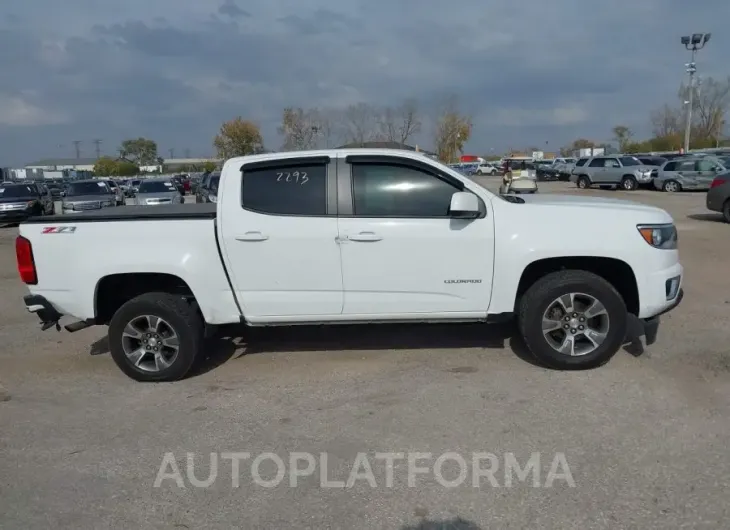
left=22, top=203, right=217, bottom=223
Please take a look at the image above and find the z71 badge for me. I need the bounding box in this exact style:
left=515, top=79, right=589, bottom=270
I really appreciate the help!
left=41, top=226, right=77, bottom=234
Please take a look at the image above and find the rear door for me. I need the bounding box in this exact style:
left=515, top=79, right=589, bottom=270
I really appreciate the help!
left=336, top=154, right=494, bottom=316
left=695, top=158, right=719, bottom=189
left=676, top=160, right=698, bottom=188
left=218, top=156, right=344, bottom=320
left=586, top=157, right=606, bottom=182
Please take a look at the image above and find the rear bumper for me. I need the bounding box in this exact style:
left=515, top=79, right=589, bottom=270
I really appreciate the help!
left=24, top=294, right=63, bottom=329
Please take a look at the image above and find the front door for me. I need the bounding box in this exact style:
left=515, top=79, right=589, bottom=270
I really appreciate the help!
left=337, top=158, right=494, bottom=317
left=218, top=157, right=343, bottom=321
left=602, top=158, right=622, bottom=184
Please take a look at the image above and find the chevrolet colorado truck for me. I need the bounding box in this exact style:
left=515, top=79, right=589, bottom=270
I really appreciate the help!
left=16, top=149, right=684, bottom=382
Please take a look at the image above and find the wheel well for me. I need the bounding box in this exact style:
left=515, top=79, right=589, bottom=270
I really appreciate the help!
left=516, top=257, right=639, bottom=315
left=622, top=174, right=636, bottom=180
left=95, top=273, right=195, bottom=324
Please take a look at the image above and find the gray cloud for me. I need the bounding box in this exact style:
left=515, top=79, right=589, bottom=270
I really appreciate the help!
left=218, top=0, right=250, bottom=19
left=0, top=0, right=727, bottom=164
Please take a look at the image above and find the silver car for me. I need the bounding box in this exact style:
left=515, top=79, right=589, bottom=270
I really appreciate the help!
left=61, top=180, right=117, bottom=213
left=570, top=155, right=652, bottom=190
left=135, top=179, right=184, bottom=205
left=653, top=157, right=726, bottom=192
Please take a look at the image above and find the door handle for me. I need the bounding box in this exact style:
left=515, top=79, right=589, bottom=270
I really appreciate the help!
left=235, top=231, right=268, bottom=241
left=347, top=232, right=382, bottom=242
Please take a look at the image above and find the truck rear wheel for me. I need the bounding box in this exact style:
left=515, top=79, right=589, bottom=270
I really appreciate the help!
left=517, top=270, right=627, bottom=370
left=108, top=292, right=203, bottom=382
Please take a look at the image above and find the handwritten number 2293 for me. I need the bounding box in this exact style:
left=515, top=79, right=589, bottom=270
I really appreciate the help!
left=276, top=171, right=308, bottom=184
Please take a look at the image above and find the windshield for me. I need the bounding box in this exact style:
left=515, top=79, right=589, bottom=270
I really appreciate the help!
left=209, top=176, right=220, bottom=191
left=619, top=157, right=640, bottom=166
left=139, top=181, right=175, bottom=193
left=105, top=181, right=118, bottom=188
left=0, top=184, right=35, bottom=198
left=67, top=181, right=110, bottom=196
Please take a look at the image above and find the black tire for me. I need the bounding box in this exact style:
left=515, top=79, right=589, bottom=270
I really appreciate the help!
left=577, top=176, right=590, bottom=189
left=620, top=176, right=637, bottom=191
left=723, top=200, right=730, bottom=223
left=517, top=270, right=628, bottom=370
left=108, top=292, right=203, bottom=382
left=662, top=180, right=681, bottom=193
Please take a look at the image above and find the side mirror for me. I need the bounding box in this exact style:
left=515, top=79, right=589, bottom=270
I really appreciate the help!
left=449, top=192, right=480, bottom=218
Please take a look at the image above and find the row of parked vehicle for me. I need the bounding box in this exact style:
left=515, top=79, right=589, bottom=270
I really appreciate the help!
left=566, top=152, right=730, bottom=192
left=0, top=173, right=214, bottom=222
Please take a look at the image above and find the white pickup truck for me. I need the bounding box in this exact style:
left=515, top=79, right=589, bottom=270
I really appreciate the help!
left=16, top=149, right=683, bottom=382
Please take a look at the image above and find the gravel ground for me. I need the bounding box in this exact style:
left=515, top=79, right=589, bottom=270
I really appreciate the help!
left=1, top=183, right=729, bottom=529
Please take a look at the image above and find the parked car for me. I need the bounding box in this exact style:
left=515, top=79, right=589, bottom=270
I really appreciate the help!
left=653, top=157, right=725, bottom=192
left=60, top=180, right=118, bottom=213
left=17, top=149, right=683, bottom=381
left=570, top=156, right=653, bottom=190
left=45, top=181, right=65, bottom=200
left=135, top=179, right=184, bottom=206
left=196, top=172, right=219, bottom=203
left=0, top=182, right=54, bottom=221
left=705, top=170, right=730, bottom=222
left=103, top=180, right=125, bottom=205
left=475, top=163, right=498, bottom=175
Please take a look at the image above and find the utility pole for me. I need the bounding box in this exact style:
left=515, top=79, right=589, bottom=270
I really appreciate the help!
left=184, top=148, right=191, bottom=158
left=681, top=33, right=711, bottom=153
left=72, top=140, right=81, bottom=159
left=169, top=148, right=175, bottom=160
left=92, top=139, right=102, bottom=159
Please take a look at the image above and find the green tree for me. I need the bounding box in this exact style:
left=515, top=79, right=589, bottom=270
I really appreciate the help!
left=213, top=118, right=264, bottom=159
left=612, top=125, right=633, bottom=152
left=116, top=161, right=140, bottom=176
left=120, top=138, right=159, bottom=166
left=202, top=161, right=218, bottom=172
left=433, top=96, right=473, bottom=163
left=93, top=156, right=119, bottom=177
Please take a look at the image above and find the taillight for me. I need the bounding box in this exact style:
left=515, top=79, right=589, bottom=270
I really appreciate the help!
left=16, top=236, right=37, bottom=284
left=710, top=178, right=727, bottom=189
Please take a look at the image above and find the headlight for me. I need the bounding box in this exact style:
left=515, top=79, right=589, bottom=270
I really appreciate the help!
left=209, top=195, right=217, bottom=203
left=62, top=203, right=73, bottom=210
left=637, top=224, right=677, bottom=249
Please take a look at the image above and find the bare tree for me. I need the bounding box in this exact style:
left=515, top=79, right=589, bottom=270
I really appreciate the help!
left=691, top=76, right=730, bottom=141
left=377, top=98, right=422, bottom=144
left=433, top=96, right=473, bottom=163
left=650, top=104, right=683, bottom=138
left=277, top=107, right=321, bottom=151
left=342, top=103, right=381, bottom=145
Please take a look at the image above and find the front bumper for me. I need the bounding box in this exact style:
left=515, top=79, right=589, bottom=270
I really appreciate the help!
left=626, top=288, right=683, bottom=354
left=0, top=210, right=32, bottom=221
left=706, top=186, right=725, bottom=212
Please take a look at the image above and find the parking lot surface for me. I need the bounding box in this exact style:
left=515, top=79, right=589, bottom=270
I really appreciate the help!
left=1, top=182, right=729, bottom=529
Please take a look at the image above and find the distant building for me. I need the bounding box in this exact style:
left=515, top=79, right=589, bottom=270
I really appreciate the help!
left=25, top=158, right=98, bottom=171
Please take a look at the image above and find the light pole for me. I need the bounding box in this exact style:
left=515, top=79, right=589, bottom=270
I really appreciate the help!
left=681, top=33, right=711, bottom=153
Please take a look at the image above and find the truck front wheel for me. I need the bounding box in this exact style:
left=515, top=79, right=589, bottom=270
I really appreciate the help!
left=518, top=270, right=628, bottom=370
left=108, top=292, right=203, bottom=382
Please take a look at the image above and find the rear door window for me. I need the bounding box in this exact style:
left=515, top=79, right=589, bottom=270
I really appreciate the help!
left=241, top=162, right=328, bottom=216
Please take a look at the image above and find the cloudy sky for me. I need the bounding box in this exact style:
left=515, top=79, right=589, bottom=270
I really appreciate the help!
left=0, top=1, right=726, bottom=165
